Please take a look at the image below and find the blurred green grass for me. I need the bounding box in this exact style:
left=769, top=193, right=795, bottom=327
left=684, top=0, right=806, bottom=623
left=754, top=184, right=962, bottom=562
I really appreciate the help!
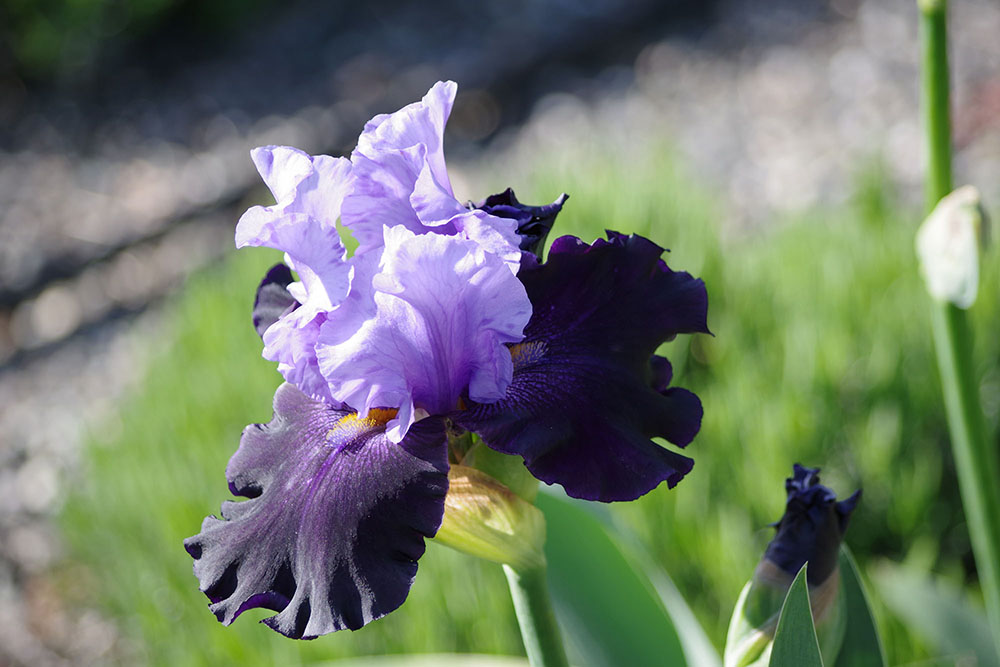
left=61, top=135, right=999, bottom=665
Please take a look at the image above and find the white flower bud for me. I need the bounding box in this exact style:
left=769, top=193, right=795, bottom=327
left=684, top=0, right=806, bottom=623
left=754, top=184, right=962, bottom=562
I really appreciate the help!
left=916, top=185, right=987, bottom=309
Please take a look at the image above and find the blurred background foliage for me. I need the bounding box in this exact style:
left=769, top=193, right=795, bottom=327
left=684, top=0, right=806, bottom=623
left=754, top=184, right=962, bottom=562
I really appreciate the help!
left=58, top=126, right=1000, bottom=664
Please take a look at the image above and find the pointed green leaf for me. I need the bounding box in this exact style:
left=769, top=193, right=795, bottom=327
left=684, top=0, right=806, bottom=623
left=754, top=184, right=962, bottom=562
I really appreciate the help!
left=536, top=492, right=688, bottom=667
left=770, top=565, right=824, bottom=667
left=724, top=580, right=777, bottom=667
left=833, top=547, right=886, bottom=667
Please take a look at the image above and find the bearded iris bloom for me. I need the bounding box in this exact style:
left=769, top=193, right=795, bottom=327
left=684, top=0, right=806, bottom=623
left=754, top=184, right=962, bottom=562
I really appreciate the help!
left=185, top=81, right=710, bottom=639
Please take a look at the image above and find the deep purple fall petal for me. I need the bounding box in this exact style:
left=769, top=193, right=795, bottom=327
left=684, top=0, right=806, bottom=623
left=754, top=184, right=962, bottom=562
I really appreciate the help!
left=456, top=232, right=709, bottom=502
left=184, top=383, right=449, bottom=638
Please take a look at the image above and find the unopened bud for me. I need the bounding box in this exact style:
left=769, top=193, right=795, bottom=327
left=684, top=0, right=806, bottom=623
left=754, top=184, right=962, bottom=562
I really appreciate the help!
left=475, top=188, right=568, bottom=261
left=725, top=465, right=860, bottom=667
left=434, top=465, right=546, bottom=570
left=917, top=185, right=987, bottom=309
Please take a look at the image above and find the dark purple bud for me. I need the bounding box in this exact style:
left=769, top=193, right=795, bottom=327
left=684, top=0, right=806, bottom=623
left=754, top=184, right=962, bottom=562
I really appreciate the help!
left=764, top=464, right=861, bottom=586
left=476, top=188, right=568, bottom=260
left=252, top=263, right=299, bottom=338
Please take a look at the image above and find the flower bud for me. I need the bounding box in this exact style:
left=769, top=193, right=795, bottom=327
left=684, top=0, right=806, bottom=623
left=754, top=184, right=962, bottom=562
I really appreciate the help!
left=476, top=188, right=568, bottom=260
left=916, top=185, right=988, bottom=309
left=434, top=465, right=546, bottom=571
left=725, top=464, right=860, bottom=667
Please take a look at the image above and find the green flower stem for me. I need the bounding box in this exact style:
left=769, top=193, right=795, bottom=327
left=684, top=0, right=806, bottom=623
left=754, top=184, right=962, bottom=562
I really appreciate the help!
left=503, top=563, right=570, bottom=667
left=930, top=305, right=1000, bottom=652
left=919, top=0, right=952, bottom=211
left=920, top=0, right=1000, bottom=657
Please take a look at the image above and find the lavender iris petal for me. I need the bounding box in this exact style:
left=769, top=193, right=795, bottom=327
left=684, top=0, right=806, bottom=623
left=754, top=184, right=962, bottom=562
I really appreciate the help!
left=341, top=81, right=521, bottom=271
left=184, top=383, right=449, bottom=638
left=317, top=226, right=531, bottom=442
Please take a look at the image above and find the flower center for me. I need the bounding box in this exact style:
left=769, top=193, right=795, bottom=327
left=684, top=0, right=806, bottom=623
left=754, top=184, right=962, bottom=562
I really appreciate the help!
left=509, top=340, right=547, bottom=370
left=327, top=408, right=399, bottom=442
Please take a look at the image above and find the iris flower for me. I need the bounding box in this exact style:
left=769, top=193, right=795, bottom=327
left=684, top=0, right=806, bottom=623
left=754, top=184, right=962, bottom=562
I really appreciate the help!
left=185, top=82, right=709, bottom=639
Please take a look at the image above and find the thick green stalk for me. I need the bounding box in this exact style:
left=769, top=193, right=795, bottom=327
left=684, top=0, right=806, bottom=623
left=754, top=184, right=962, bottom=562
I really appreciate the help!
left=504, top=564, right=570, bottom=667
left=920, top=0, right=1000, bottom=657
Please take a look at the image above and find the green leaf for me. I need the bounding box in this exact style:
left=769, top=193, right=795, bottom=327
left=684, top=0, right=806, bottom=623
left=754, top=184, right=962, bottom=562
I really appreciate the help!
left=833, top=547, right=886, bottom=667
left=874, top=561, right=998, bottom=667
left=770, top=565, right=824, bottom=667
left=536, top=492, right=688, bottom=667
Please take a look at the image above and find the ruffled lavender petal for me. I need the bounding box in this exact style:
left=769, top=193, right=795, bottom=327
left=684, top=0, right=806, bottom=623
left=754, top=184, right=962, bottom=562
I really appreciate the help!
left=317, top=226, right=531, bottom=442
left=184, top=383, right=449, bottom=638
left=448, top=210, right=522, bottom=273
left=249, top=146, right=354, bottom=225
left=456, top=232, right=710, bottom=502
left=341, top=146, right=439, bottom=254
left=342, top=82, right=461, bottom=253
left=355, top=81, right=456, bottom=197
left=262, top=311, right=333, bottom=404
left=238, top=209, right=350, bottom=404
left=340, top=80, right=521, bottom=268
left=236, top=210, right=350, bottom=315
left=237, top=147, right=353, bottom=311
left=237, top=151, right=354, bottom=402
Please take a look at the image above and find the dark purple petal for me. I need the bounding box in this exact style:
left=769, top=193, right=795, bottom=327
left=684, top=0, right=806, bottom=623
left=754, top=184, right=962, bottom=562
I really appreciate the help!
left=184, top=383, right=449, bottom=638
left=476, top=188, right=568, bottom=260
left=253, top=264, right=299, bottom=338
left=648, top=355, right=673, bottom=392
left=456, top=232, right=709, bottom=502
left=764, top=464, right=861, bottom=585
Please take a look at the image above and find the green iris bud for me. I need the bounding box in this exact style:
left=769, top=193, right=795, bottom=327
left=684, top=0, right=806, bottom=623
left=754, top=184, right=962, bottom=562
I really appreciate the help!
left=434, top=465, right=546, bottom=571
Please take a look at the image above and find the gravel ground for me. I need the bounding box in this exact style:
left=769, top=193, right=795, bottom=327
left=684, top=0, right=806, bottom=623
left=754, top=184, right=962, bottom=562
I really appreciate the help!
left=2, top=0, right=999, bottom=663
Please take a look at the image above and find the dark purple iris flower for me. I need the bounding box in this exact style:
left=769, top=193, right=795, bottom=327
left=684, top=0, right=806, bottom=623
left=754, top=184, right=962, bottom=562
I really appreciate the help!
left=185, top=82, right=709, bottom=639
left=764, top=464, right=861, bottom=586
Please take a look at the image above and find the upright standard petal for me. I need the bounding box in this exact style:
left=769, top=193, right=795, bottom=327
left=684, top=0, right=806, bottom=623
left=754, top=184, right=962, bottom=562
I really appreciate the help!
left=317, top=226, right=531, bottom=443
left=247, top=146, right=354, bottom=226
left=456, top=232, right=710, bottom=502
left=355, top=81, right=457, bottom=199
left=340, top=82, right=521, bottom=270
left=184, top=383, right=449, bottom=638
left=342, top=82, right=463, bottom=254
left=237, top=150, right=354, bottom=402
